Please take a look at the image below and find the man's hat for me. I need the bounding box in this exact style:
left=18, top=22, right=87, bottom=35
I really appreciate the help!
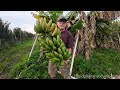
left=57, top=15, right=67, bottom=22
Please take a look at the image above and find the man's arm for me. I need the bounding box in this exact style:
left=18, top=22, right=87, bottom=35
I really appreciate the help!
left=65, top=32, right=74, bottom=63
left=67, top=32, right=74, bottom=52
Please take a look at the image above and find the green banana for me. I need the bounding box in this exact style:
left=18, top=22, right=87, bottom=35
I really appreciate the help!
left=61, top=46, right=66, bottom=53
left=36, top=20, right=43, bottom=33
left=43, top=18, right=49, bottom=32
left=49, top=40, right=54, bottom=47
left=68, top=51, right=71, bottom=58
left=50, top=23, right=55, bottom=32
left=45, top=26, right=49, bottom=32
left=45, top=44, right=51, bottom=50
left=49, top=58, right=60, bottom=64
left=45, top=37, right=49, bottom=45
left=39, top=17, right=44, bottom=24
left=51, top=26, right=58, bottom=36
left=40, top=41, right=45, bottom=47
left=47, top=19, right=52, bottom=27
left=34, top=25, right=40, bottom=33
left=44, top=22, right=48, bottom=32
left=57, top=42, right=60, bottom=47
left=53, top=37, right=58, bottom=46
left=53, top=51, right=59, bottom=57
left=41, top=22, right=46, bottom=32
left=50, top=53, right=55, bottom=58
left=57, top=35, right=61, bottom=43
left=39, top=17, right=43, bottom=26
left=60, top=60, right=64, bottom=66
left=59, top=42, right=64, bottom=48
left=39, top=18, right=44, bottom=32
left=58, top=48, right=62, bottom=55
left=46, top=52, right=55, bottom=58
left=43, top=17, right=47, bottom=23
left=38, top=36, right=44, bottom=41
left=45, top=53, right=52, bottom=57
left=53, top=45, right=57, bottom=50
left=56, top=29, right=61, bottom=36
left=44, top=50, right=49, bottom=54
left=63, top=52, right=67, bottom=59
left=37, top=33, right=44, bottom=37
left=59, top=54, right=63, bottom=59
left=66, top=49, right=71, bottom=58
left=60, top=39, right=63, bottom=44
left=39, top=18, right=44, bottom=30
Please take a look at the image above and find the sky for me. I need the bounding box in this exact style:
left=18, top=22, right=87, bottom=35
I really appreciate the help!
left=0, top=11, right=90, bottom=34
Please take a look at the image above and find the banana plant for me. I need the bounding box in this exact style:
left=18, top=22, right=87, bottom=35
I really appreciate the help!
left=32, top=11, right=63, bottom=24
left=47, top=11, right=63, bottom=23
left=65, top=11, right=83, bottom=34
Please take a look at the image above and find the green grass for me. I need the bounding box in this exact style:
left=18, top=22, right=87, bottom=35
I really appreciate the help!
left=10, top=45, right=63, bottom=79
left=10, top=47, right=120, bottom=79
left=72, top=48, right=120, bottom=79
left=0, top=39, right=35, bottom=79
left=10, top=48, right=50, bottom=79
left=1, top=38, right=120, bottom=79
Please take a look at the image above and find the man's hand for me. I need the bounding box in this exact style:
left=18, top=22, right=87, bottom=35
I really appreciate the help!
left=67, top=48, right=72, bottom=53
left=65, top=60, right=70, bottom=64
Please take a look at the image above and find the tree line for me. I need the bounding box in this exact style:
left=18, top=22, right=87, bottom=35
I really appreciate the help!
left=0, top=18, right=34, bottom=46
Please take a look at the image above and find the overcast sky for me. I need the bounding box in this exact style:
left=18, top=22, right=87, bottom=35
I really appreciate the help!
left=0, top=11, right=90, bottom=34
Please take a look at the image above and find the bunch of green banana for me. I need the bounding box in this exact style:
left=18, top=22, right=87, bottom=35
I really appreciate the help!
left=44, top=34, right=71, bottom=65
left=34, top=17, right=61, bottom=37
left=34, top=17, right=49, bottom=34
left=34, top=17, right=72, bottom=66
left=48, top=22, right=61, bottom=37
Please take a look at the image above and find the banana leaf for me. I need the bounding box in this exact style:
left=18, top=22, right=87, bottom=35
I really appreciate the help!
left=70, top=19, right=83, bottom=34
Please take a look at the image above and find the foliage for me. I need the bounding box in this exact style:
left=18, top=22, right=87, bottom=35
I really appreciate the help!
left=10, top=46, right=120, bottom=79
left=0, top=39, right=34, bottom=78
left=10, top=46, right=50, bottom=79
left=34, top=11, right=63, bottom=23
left=73, top=48, right=120, bottom=79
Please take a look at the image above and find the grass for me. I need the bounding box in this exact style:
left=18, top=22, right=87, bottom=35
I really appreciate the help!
left=10, top=44, right=63, bottom=79
left=0, top=39, right=35, bottom=79
left=1, top=38, right=120, bottom=79
left=10, top=47, right=120, bottom=79
left=72, top=48, right=120, bottom=79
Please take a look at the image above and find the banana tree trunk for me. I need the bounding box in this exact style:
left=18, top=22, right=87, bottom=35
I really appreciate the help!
left=90, top=14, right=97, bottom=49
left=81, top=11, right=91, bottom=60
left=104, top=36, right=109, bottom=48
left=0, top=39, right=1, bottom=45
left=77, top=29, right=85, bottom=56
left=110, top=36, right=115, bottom=49
left=117, top=32, right=120, bottom=44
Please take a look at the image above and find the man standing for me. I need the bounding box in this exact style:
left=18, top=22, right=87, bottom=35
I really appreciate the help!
left=48, top=16, right=74, bottom=79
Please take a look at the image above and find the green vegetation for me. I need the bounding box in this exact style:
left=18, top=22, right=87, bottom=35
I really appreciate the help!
left=0, top=39, right=34, bottom=79
left=73, top=48, right=120, bottom=79
left=0, top=39, right=120, bottom=79
left=1, top=11, right=120, bottom=79
left=9, top=41, right=120, bottom=79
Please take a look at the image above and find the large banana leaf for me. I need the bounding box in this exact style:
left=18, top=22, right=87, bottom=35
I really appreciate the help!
left=70, top=19, right=83, bottom=34
left=47, top=11, right=63, bottom=23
